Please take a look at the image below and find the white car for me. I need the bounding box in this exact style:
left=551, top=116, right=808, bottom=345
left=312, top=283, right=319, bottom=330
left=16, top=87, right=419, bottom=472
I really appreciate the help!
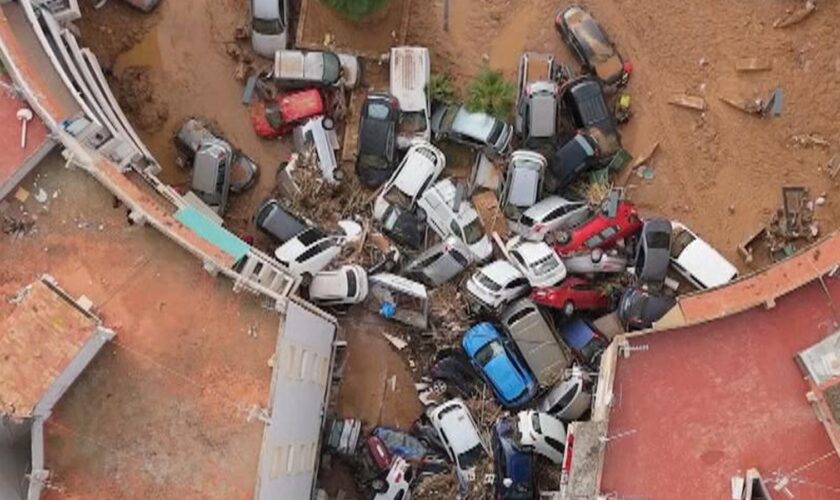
left=427, top=398, right=487, bottom=482
left=515, top=195, right=591, bottom=241
left=293, top=116, right=340, bottom=184
left=308, top=265, right=368, bottom=306
left=274, top=228, right=342, bottom=277
left=372, top=456, right=413, bottom=500
left=417, top=178, right=492, bottom=261
left=498, top=150, right=546, bottom=220
left=250, top=0, right=289, bottom=58
left=465, top=260, right=530, bottom=310
left=505, top=237, right=567, bottom=288
left=538, top=366, right=593, bottom=421
left=390, top=47, right=432, bottom=146
left=670, top=221, right=738, bottom=289
left=273, top=49, right=360, bottom=88
left=516, top=410, right=566, bottom=464
left=373, top=142, right=446, bottom=221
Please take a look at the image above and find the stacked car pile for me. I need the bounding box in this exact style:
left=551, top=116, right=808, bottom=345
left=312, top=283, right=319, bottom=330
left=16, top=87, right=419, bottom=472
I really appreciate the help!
left=235, top=4, right=741, bottom=499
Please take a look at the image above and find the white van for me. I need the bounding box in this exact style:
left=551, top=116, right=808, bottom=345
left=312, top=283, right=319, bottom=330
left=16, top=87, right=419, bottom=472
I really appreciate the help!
left=390, top=47, right=431, bottom=147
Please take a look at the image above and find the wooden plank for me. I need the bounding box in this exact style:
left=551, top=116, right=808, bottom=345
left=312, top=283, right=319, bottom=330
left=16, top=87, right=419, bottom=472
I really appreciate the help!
left=668, top=94, right=706, bottom=111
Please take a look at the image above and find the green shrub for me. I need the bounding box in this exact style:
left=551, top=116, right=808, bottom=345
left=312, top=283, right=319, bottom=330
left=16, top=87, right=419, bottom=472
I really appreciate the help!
left=427, top=73, right=457, bottom=105
left=321, top=0, right=390, bottom=19
left=465, top=68, right=514, bottom=120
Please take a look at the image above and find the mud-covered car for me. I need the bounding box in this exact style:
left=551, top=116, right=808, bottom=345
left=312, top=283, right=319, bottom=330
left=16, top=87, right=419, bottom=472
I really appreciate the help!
left=249, top=88, right=325, bottom=138
left=273, top=49, right=360, bottom=88
left=555, top=5, right=629, bottom=86
left=562, top=78, right=621, bottom=156
left=618, top=287, right=677, bottom=331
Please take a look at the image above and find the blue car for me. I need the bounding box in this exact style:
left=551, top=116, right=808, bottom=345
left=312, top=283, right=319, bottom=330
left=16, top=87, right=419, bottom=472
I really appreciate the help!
left=461, top=323, right=537, bottom=408
left=558, top=319, right=609, bottom=367
left=492, top=417, right=535, bottom=499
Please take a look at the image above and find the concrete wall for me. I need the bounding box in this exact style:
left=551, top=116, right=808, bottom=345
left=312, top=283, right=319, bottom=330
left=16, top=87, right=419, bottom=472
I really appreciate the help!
left=0, top=416, right=32, bottom=500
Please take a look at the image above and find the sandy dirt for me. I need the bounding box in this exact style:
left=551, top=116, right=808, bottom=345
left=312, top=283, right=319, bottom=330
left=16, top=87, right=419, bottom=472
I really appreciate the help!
left=1, top=153, right=279, bottom=500
left=299, top=0, right=409, bottom=55
left=407, top=0, right=840, bottom=272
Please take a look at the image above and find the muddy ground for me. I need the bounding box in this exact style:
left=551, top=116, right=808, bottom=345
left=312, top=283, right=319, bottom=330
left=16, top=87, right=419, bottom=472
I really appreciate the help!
left=71, top=0, right=840, bottom=498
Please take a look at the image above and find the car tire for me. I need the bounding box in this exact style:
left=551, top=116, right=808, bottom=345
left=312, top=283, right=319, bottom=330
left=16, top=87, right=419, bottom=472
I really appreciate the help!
left=371, top=478, right=388, bottom=493
left=564, top=301, right=575, bottom=316
left=431, top=379, right=448, bottom=395
left=322, top=117, right=336, bottom=131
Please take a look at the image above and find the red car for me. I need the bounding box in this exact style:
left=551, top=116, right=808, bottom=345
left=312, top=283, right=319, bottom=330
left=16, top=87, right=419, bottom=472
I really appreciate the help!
left=250, top=88, right=325, bottom=138
left=531, top=277, right=610, bottom=315
left=365, top=435, right=393, bottom=472
left=551, top=200, right=641, bottom=255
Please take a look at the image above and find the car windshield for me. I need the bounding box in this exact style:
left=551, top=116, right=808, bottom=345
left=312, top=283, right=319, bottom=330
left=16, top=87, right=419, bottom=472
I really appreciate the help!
left=252, top=17, right=283, bottom=35
left=477, top=272, right=502, bottom=292
left=367, top=102, right=391, bottom=120
left=457, top=444, right=484, bottom=469
left=346, top=270, right=357, bottom=297
left=671, top=227, right=696, bottom=258
left=532, top=253, right=559, bottom=275
left=463, top=218, right=485, bottom=245
left=474, top=340, right=504, bottom=366
left=578, top=18, right=614, bottom=62
left=323, top=53, right=341, bottom=82
left=384, top=185, right=411, bottom=208
left=358, top=153, right=390, bottom=170
left=519, top=213, right=535, bottom=227
left=647, top=231, right=671, bottom=249
left=487, top=121, right=504, bottom=144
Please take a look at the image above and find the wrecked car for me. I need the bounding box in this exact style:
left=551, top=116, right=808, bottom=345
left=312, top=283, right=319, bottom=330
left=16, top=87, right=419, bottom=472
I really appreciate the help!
left=516, top=52, right=560, bottom=144
left=293, top=116, right=341, bottom=184
left=505, top=236, right=567, bottom=288
left=618, top=287, right=677, bottom=331
left=427, top=399, right=487, bottom=483
left=250, top=0, right=289, bottom=58
left=431, top=103, right=513, bottom=157
left=253, top=198, right=311, bottom=244
left=530, top=276, right=610, bottom=316
left=515, top=195, right=591, bottom=241
left=500, top=298, right=573, bottom=388
left=634, top=218, right=673, bottom=289
left=426, top=348, right=481, bottom=400
left=273, top=48, right=360, bottom=88
left=372, top=456, right=414, bottom=500
left=549, top=132, right=599, bottom=187
left=492, top=417, right=536, bottom=500
left=373, top=426, right=428, bottom=462
left=671, top=221, right=739, bottom=289
left=539, top=367, right=593, bottom=421
left=404, top=236, right=472, bottom=287
left=462, top=322, right=538, bottom=408
left=390, top=46, right=432, bottom=145
left=381, top=205, right=426, bottom=250
left=249, top=88, right=325, bottom=138
left=555, top=5, right=629, bottom=86
left=556, top=318, right=609, bottom=367
left=373, top=142, right=446, bottom=222
left=175, top=118, right=258, bottom=214
left=369, top=273, right=430, bottom=330
left=307, top=264, right=369, bottom=306
left=552, top=199, right=641, bottom=255
left=465, top=260, right=530, bottom=311
left=356, top=93, right=401, bottom=188
left=561, top=248, right=628, bottom=276
left=498, top=150, right=546, bottom=221
left=274, top=227, right=342, bottom=278
left=516, top=410, right=566, bottom=464
left=562, top=77, right=620, bottom=155
left=417, top=178, right=493, bottom=261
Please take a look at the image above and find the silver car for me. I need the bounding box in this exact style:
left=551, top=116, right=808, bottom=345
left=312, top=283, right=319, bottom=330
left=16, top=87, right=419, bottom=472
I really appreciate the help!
left=251, top=0, right=289, bottom=58
left=515, top=195, right=591, bottom=241
left=498, top=150, right=546, bottom=220
left=538, top=367, right=593, bottom=421
left=404, top=237, right=472, bottom=287
left=562, top=248, right=628, bottom=276
left=500, top=298, right=572, bottom=388
left=431, top=104, right=513, bottom=157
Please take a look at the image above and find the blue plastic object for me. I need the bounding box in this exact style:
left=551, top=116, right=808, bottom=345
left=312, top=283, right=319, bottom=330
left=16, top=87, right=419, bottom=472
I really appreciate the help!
left=379, top=302, right=396, bottom=318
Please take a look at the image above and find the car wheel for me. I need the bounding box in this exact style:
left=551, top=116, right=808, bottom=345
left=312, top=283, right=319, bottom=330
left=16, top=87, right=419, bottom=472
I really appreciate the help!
left=564, top=301, right=575, bottom=316
left=591, top=248, right=604, bottom=263
left=371, top=478, right=388, bottom=493
left=322, top=117, right=336, bottom=130
left=556, top=231, right=571, bottom=244
left=431, top=379, right=448, bottom=395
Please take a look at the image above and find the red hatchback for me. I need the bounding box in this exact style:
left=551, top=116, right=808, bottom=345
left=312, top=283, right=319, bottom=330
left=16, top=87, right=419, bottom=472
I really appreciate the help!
left=250, top=88, right=325, bottom=138
left=531, top=276, right=610, bottom=315
left=551, top=200, right=641, bottom=255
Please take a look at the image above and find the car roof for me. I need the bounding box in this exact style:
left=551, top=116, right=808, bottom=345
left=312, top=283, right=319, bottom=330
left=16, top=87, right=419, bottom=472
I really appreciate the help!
left=528, top=93, right=557, bottom=135
left=676, top=235, right=738, bottom=287
left=507, top=159, right=543, bottom=206
left=309, top=267, right=353, bottom=299
left=252, top=0, right=281, bottom=19
left=485, top=353, right=530, bottom=402
left=392, top=144, right=441, bottom=194
left=451, top=106, right=497, bottom=140
left=275, top=227, right=326, bottom=259
left=389, top=47, right=430, bottom=112
left=462, top=322, right=501, bottom=356
left=559, top=319, right=597, bottom=350
left=493, top=419, right=533, bottom=484
left=511, top=240, right=554, bottom=264
left=522, top=195, right=579, bottom=220
left=434, top=400, right=481, bottom=452
left=480, top=260, right=523, bottom=284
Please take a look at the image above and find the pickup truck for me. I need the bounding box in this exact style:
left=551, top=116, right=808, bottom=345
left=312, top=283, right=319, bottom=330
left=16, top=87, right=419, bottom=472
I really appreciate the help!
left=175, top=118, right=258, bottom=214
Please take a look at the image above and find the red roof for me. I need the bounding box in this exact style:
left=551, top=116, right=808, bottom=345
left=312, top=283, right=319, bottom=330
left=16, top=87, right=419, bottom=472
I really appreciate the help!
left=601, top=279, right=840, bottom=499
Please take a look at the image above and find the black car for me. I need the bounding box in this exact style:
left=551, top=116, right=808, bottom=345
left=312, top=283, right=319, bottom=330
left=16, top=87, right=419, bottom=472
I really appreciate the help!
left=618, top=287, right=677, bottom=330
left=549, top=132, right=598, bottom=187
left=356, top=93, right=400, bottom=188
left=634, top=219, right=672, bottom=288
left=253, top=198, right=310, bottom=243
left=492, top=418, right=535, bottom=500
left=562, top=78, right=620, bottom=155
left=381, top=204, right=424, bottom=250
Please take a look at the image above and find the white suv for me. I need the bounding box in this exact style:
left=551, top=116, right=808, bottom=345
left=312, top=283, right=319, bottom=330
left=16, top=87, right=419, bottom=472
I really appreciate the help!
left=465, top=260, right=530, bottom=310
left=274, top=228, right=342, bottom=277
left=505, top=236, right=567, bottom=287
left=516, top=410, right=566, bottom=464
left=417, top=178, right=492, bottom=261
left=427, top=399, right=487, bottom=482
left=308, top=265, right=368, bottom=306
left=373, top=142, right=446, bottom=221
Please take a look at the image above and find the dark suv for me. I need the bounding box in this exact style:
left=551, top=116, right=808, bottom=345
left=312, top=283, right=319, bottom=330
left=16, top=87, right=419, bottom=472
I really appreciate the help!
left=562, top=77, right=620, bottom=155
left=253, top=199, right=309, bottom=244
left=356, top=93, right=400, bottom=188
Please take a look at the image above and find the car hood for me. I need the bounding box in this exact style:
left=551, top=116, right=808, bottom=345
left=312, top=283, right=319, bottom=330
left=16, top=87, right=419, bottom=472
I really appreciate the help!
left=484, top=354, right=529, bottom=403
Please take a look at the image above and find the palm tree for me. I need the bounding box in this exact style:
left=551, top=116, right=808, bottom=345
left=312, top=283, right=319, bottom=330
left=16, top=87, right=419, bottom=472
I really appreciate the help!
left=465, top=68, right=514, bottom=120
left=321, top=0, right=390, bottom=20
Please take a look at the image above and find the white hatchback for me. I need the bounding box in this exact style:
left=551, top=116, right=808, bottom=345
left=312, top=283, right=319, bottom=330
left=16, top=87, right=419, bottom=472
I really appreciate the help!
left=465, top=260, right=530, bottom=310
left=308, top=265, right=368, bottom=306
left=427, top=398, right=487, bottom=482
left=417, top=178, right=492, bottom=261
left=505, top=236, right=567, bottom=288
left=373, top=142, right=446, bottom=221
left=274, top=228, right=342, bottom=277
left=516, top=410, right=566, bottom=464
left=670, top=221, right=738, bottom=289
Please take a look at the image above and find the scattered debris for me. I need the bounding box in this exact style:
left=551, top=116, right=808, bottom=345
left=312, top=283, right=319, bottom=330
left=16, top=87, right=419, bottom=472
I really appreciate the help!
left=735, top=58, right=772, bottom=72
left=636, top=165, right=655, bottom=181
left=792, top=133, right=830, bottom=148
left=827, top=154, right=840, bottom=178
left=773, top=0, right=816, bottom=29
left=16, top=108, right=32, bottom=149
left=763, top=87, right=783, bottom=117
left=719, top=95, right=763, bottom=115
left=382, top=331, right=408, bottom=351
left=34, top=188, right=48, bottom=204
left=14, top=187, right=29, bottom=203
left=2, top=215, right=36, bottom=237
left=738, top=186, right=820, bottom=263
left=668, top=94, right=706, bottom=111
left=472, top=191, right=508, bottom=238
left=614, top=91, right=632, bottom=124
left=631, top=142, right=659, bottom=169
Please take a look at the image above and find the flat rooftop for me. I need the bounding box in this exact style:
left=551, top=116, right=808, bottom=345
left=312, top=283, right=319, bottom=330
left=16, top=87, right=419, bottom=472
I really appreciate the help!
left=0, top=152, right=280, bottom=499
left=601, top=278, right=840, bottom=499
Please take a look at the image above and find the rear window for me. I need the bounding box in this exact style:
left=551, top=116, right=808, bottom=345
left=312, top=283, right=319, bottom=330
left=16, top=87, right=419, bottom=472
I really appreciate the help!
left=477, top=272, right=502, bottom=292
left=532, top=254, right=559, bottom=275
left=506, top=306, right=534, bottom=327
left=646, top=231, right=670, bottom=249
left=367, top=102, right=391, bottom=120
left=463, top=218, right=485, bottom=245
left=253, top=17, right=283, bottom=35
left=474, top=340, right=504, bottom=366
left=346, top=269, right=357, bottom=297
left=671, top=227, right=696, bottom=258
left=297, top=228, right=326, bottom=245
left=519, top=213, right=535, bottom=227
left=458, top=444, right=484, bottom=469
